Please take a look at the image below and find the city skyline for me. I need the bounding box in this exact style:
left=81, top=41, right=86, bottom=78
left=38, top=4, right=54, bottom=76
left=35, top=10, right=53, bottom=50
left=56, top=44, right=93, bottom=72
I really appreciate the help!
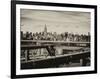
left=20, top=9, right=90, bottom=35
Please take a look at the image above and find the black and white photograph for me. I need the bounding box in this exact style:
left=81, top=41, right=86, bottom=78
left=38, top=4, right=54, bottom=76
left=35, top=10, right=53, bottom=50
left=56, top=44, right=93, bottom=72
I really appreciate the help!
left=11, top=1, right=97, bottom=78
left=21, top=9, right=91, bottom=69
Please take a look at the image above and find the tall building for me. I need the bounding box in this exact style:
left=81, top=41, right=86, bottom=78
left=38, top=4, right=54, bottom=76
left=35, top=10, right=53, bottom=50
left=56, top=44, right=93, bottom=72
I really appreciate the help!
left=44, top=24, right=47, bottom=33
left=43, top=24, right=47, bottom=38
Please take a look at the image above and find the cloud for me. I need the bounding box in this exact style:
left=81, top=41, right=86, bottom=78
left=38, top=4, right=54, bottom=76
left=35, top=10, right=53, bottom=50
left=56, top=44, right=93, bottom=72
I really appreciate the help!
left=20, top=9, right=90, bottom=34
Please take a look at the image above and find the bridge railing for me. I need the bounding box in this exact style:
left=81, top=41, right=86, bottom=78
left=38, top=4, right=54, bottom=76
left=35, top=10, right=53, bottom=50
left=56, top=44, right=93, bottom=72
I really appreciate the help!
left=21, top=40, right=90, bottom=47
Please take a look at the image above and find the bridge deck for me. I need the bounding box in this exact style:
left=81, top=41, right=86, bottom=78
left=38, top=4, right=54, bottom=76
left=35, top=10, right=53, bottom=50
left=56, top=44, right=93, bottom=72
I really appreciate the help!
left=21, top=40, right=90, bottom=44
left=21, top=51, right=90, bottom=64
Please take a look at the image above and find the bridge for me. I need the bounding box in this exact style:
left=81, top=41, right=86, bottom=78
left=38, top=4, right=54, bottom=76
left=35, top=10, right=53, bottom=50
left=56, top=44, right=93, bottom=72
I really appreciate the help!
left=21, top=50, right=90, bottom=69
left=21, top=40, right=90, bottom=69
left=21, top=40, right=90, bottom=47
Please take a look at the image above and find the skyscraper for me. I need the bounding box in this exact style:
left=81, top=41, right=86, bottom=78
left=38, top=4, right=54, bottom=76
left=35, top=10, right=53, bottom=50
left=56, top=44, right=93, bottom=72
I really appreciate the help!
left=44, top=24, right=47, bottom=33
left=43, top=24, right=47, bottom=38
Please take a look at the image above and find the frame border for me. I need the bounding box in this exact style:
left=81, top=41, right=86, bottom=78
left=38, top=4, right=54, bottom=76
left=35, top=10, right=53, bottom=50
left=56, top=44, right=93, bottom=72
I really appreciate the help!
left=11, top=0, right=97, bottom=78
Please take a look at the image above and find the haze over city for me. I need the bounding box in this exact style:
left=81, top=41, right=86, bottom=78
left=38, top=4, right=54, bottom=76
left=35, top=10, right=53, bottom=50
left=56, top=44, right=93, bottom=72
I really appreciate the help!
left=20, top=9, right=90, bottom=35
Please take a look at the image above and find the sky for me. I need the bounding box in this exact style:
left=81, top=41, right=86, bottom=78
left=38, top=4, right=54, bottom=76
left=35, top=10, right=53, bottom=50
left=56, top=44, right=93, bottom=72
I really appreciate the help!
left=20, top=9, right=90, bottom=35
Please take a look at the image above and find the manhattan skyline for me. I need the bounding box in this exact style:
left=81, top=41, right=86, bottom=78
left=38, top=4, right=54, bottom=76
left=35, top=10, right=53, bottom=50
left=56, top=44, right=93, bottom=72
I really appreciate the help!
left=20, top=9, right=90, bottom=35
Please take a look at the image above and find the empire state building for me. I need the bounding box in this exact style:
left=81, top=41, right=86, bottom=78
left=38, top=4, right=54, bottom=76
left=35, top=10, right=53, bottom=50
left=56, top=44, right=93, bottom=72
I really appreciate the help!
left=44, top=24, right=47, bottom=33
left=43, top=24, right=47, bottom=38
left=44, top=24, right=47, bottom=34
